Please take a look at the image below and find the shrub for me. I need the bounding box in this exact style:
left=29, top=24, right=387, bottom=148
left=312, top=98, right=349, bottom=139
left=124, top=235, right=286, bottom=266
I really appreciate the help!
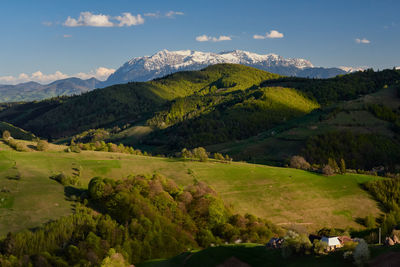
left=213, top=153, right=225, bottom=161
left=313, top=239, right=328, bottom=255
left=50, top=173, right=80, bottom=186
left=181, top=148, right=192, bottom=159
left=36, top=140, right=49, bottom=151
left=353, top=239, right=370, bottom=267
left=281, top=230, right=312, bottom=258
left=192, top=147, right=208, bottom=162
left=2, top=130, right=11, bottom=140
left=290, top=156, right=310, bottom=170
left=322, top=165, right=334, bottom=176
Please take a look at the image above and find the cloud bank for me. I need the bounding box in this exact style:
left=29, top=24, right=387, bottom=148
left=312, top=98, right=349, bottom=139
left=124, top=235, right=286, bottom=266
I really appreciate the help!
left=355, top=38, right=370, bottom=44
left=0, top=67, right=116, bottom=85
left=253, top=30, right=284, bottom=39
left=64, top=12, right=144, bottom=27
left=195, top=34, right=232, bottom=42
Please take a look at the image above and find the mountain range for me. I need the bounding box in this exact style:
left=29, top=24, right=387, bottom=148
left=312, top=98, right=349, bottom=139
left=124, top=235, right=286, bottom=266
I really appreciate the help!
left=103, top=49, right=351, bottom=86
left=0, top=77, right=101, bottom=102
left=1, top=49, right=363, bottom=102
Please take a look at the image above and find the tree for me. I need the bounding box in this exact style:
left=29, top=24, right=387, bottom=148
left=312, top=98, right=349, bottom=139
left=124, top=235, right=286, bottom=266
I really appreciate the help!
left=364, top=215, right=376, bottom=229
left=290, top=156, right=310, bottom=170
left=322, top=165, right=334, bottom=176
left=193, top=147, right=208, bottom=162
left=2, top=130, right=11, bottom=140
left=36, top=140, right=49, bottom=151
left=181, top=148, right=192, bottom=159
left=213, top=152, right=225, bottom=161
left=328, top=158, right=340, bottom=173
left=340, top=158, right=346, bottom=174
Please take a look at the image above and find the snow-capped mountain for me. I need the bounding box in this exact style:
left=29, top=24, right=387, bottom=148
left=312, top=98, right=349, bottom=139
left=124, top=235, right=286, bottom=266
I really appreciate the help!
left=103, top=49, right=348, bottom=86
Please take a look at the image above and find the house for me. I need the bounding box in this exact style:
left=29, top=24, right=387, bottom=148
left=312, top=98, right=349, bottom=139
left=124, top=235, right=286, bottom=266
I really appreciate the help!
left=338, top=236, right=353, bottom=245
left=320, top=236, right=342, bottom=251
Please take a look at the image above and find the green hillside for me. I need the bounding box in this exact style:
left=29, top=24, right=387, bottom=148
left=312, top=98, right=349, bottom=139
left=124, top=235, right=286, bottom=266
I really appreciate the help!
left=0, top=121, right=35, bottom=140
left=0, top=64, right=280, bottom=139
left=142, top=86, right=319, bottom=149
left=0, top=65, right=399, bottom=172
left=0, top=140, right=381, bottom=236
left=208, top=84, right=400, bottom=170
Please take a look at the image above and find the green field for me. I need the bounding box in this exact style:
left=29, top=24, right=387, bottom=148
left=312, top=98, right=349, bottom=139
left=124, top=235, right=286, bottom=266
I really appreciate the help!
left=0, top=140, right=382, bottom=236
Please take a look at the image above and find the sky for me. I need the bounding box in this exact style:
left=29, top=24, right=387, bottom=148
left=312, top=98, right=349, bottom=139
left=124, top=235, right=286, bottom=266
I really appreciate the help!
left=0, top=0, right=399, bottom=84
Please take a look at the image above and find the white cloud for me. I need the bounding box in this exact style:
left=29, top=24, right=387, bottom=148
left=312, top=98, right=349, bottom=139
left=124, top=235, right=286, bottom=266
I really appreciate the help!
left=253, top=30, right=284, bottom=39
left=42, top=21, right=53, bottom=26
left=0, top=67, right=116, bottom=85
left=253, top=34, right=266, bottom=40
left=63, top=34, right=72, bottom=38
left=115, top=13, right=144, bottom=27
left=144, top=12, right=160, bottom=18
left=144, top=11, right=184, bottom=19
left=165, top=11, right=184, bottom=18
left=355, top=38, right=370, bottom=44
left=195, top=34, right=232, bottom=42
left=63, top=12, right=143, bottom=27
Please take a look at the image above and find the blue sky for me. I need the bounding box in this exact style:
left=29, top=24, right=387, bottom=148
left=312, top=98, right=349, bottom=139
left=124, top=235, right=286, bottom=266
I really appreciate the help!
left=1, top=0, right=399, bottom=84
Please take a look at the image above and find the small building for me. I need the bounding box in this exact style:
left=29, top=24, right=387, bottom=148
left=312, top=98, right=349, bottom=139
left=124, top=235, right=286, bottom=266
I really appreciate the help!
left=338, top=236, right=353, bottom=245
left=320, top=236, right=342, bottom=251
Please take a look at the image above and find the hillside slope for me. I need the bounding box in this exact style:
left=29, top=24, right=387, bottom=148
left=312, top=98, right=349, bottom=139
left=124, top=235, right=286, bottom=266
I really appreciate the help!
left=0, top=64, right=280, bottom=139
left=0, top=141, right=380, bottom=235
left=208, top=84, right=400, bottom=170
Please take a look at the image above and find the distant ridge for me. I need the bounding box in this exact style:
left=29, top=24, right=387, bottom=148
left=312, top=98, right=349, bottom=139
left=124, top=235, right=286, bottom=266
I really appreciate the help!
left=0, top=77, right=101, bottom=102
left=102, top=49, right=350, bottom=86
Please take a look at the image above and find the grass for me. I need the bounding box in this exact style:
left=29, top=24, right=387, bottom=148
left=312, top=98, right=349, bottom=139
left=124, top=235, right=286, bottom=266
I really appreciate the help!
left=0, top=140, right=382, bottom=236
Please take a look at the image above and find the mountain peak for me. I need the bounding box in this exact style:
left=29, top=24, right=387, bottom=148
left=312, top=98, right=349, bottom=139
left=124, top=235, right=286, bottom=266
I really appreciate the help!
left=103, top=49, right=345, bottom=86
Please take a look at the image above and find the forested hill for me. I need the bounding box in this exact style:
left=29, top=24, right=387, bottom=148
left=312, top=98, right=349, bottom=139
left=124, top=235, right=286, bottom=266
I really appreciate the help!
left=0, top=65, right=399, bottom=162
left=0, top=64, right=280, bottom=139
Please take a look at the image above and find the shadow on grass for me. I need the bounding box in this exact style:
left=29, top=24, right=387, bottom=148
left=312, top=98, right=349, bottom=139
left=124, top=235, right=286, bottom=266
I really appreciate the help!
left=64, top=186, right=86, bottom=201
left=358, top=183, right=388, bottom=213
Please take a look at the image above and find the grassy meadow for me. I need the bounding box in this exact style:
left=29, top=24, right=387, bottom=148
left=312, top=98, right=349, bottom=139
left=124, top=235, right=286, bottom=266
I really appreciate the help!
left=0, top=139, right=382, bottom=236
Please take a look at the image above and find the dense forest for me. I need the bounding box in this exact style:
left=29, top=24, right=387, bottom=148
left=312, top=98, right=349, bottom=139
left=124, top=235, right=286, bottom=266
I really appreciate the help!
left=302, top=131, right=400, bottom=171
left=0, top=174, right=281, bottom=266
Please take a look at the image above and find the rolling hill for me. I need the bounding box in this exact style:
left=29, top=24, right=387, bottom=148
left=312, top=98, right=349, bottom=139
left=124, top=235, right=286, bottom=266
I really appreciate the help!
left=0, top=139, right=381, bottom=236
left=207, top=83, right=400, bottom=170
left=0, top=65, right=399, bottom=172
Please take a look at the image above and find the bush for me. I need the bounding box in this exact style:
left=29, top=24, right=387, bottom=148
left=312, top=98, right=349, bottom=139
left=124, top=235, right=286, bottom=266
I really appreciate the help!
left=193, top=147, right=208, bottom=162
left=281, top=230, right=312, bottom=258
left=50, top=173, right=80, bottom=186
left=2, top=130, right=11, bottom=140
left=322, top=165, right=334, bottom=176
left=313, top=239, right=328, bottom=255
left=290, top=156, right=310, bottom=170
left=36, top=140, right=49, bottom=151
left=353, top=239, right=370, bottom=267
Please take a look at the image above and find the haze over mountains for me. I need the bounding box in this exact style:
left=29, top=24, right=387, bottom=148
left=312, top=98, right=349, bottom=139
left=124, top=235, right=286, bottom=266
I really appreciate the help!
left=1, top=49, right=364, bottom=102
